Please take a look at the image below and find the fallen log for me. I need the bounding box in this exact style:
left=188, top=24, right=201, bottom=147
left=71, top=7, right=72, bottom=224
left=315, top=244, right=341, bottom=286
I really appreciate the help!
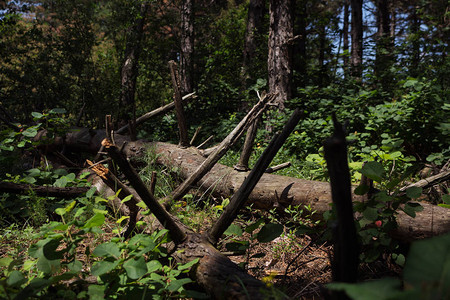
left=61, top=130, right=450, bottom=241
left=147, top=142, right=450, bottom=242
left=0, top=181, right=89, bottom=198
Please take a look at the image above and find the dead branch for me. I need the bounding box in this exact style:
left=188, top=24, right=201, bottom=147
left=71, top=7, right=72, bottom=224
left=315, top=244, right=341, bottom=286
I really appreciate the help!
left=0, top=181, right=89, bottom=198
left=208, top=108, right=302, bottom=244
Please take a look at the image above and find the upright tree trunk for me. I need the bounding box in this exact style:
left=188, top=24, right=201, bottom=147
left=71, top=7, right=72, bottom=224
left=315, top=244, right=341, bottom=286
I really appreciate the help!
left=374, top=0, right=391, bottom=80
left=120, top=2, right=148, bottom=126
left=318, top=23, right=327, bottom=86
left=350, top=0, right=363, bottom=79
left=293, top=0, right=307, bottom=89
left=180, top=0, right=194, bottom=95
left=410, top=6, right=421, bottom=77
left=242, top=0, right=265, bottom=87
left=268, top=0, right=293, bottom=110
left=343, top=0, right=350, bottom=77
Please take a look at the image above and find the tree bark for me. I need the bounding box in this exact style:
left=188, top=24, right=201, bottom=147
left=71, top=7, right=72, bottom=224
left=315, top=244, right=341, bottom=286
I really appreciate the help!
left=180, top=0, right=194, bottom=95
left=293, top=0, right=307, bottom=88
left=119, top=2, right=148, bottom=125
left=169, top=60, right=190, bottom=147
left=375, top=0, right=391, bottom=80
left=350, top=0, right=363, bottom=78
left=343, top=0, right=350, bottom=76
left=268, top=0, right=293, bottom=110
left=0, top=181, right=89, bottom=198
left=60, top=131, right=450, bottom=242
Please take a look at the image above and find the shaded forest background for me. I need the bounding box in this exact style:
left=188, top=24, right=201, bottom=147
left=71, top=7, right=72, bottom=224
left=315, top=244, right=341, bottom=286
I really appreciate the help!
left=1, top=0, right=448, bottom=166
left=0, top=0, right=449, bottom=299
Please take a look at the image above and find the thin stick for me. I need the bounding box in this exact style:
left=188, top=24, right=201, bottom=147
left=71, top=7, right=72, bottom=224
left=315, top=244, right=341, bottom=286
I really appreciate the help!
left=190, top=126, right=202, bottom=145
left=197, top=135, right=214, bottom=149
left=265, top=162, right=291, bottom=173
left=103, top=139, right=186, bottom=243
left=208, top=108, right=302, bottom=244
left=163, top=94, right=275, bottom=209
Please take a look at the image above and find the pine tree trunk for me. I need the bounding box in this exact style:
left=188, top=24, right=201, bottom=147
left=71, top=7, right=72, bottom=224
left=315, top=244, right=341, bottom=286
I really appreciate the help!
left=120, top=2, right=148, bottom=125
left=180, top=0, right=194, bottom=95
left=343, top=0, right=349, bottom=76
left=268, top=0, right=293, bottom=110
left=350, top=0, right=363, bottom=78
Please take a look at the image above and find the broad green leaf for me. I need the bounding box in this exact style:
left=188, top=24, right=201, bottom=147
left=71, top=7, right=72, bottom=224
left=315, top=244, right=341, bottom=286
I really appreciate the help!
left=256, top=223, right=283, bottom=243
left=37, top=257, right=60, bottom=274
left=83, top=213, right=105, bottom=229
left=354, top=184, right=369, bottom=195
left=362, top=207, right=378, bottom=222
left=23, top=259, right=35, bottom=271
left=6, top=270, right=26, bottom=287
left=31, top=112, right=43, bottom=119
left=123, top=257, right=148, bottom=280
left=224, top=223, right=243, bottom=236
left=22, top=127, right=38, bottom=138
left=55, top=208, right=66, bottom=216
left=67, top=260, right=83, bottom=273
left=15, top=278, right=51, bottom=299
left=93, top=242, right=121, bottom=258
left=167, top=278, right=192, bottom=292
left=0, top=257, right=13, bottom=267
left=87, top=284, right=105, bottom=300
left=147, top=260, right=162, bottom=273
left=403, top=233, right=450, bottom=298
left=245, top=219, right=264, bottom=233
left=405, top=187, right=422, bottom=199
left=90, top=261, right=118, bottom=276
left=64, top=200, right=76, bottom=213
left=443, top=194, right=450, bottom=205
left=360, top=161, right=385, bottom=183
left=327, top=278, right=406, bottom=300
left=402, top=202, right=423, bottom=218
left=121, top=194, right=133, bottom=203
left=178, top=258, right=199, bottom=271
left=86, top=187, right=96, bottom=198
left=54, top=176, right=68, bottom=188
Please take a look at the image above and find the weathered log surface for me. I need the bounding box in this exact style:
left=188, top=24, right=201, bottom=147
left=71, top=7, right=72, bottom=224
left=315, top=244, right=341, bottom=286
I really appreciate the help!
left=0, top=181, right=89, bottom=198
left=148, top=142, right=450, bottom=242
left=62, top=129, right=450, bottom=241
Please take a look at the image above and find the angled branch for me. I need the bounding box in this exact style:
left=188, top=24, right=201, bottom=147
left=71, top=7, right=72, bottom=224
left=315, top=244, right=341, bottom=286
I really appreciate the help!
left=208, top=108, right=302, bottom=244
left=163, top=93, right=275, bottom=208
left=102, top=139, right=187, bottom=243
left=323, top=114, right=359, bottom=285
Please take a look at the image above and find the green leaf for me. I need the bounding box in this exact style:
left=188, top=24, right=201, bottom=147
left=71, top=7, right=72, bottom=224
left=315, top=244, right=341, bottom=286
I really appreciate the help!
left=37, top=257, right=60, bottom=274
left=354, top=184, right=369, bottom=195
left=31, top=112, right=44, bottom=119
left=362, top=207, right=378, bottom=222
left=178, top=258, right=199, bottom=271
left=403, top=233, right=450, bottom=298
left=6, top=270, right=26, bottom=287
left=327, top=278, right=405, bottom=300
left=123, top=257, right=148, bottom=280
left=91, top=261, right=118, bottom=277
left=93, top=242, right=121, bottom=258
left=121, top=194, right=133, bottom=203
left=116, top=216, right=130, bottom=224
left=224, top=223, right=243, bottom=236
left=402, top=202, right=423, bottom=218
left=167, top=278, right=192, bottom=292
left=147, top=260, right=162, bottom=273
left=245, top=219, right=264, bottom=233
left=256, top=223, right=283, bottom=243
left=87, top=284, right=105, bottom=300
left=360, top=161, right=385, bottom=183
left=67, top=260, right=83, bottom=273
left=443, top=194, right=450, bottom=205
left=83, top=213, right=105, bottom=229
left=54, top=176, right=68, bottom=188
left=49, top=108, right=66, bottom=114
left=22, top=127, right=38, bottom=138
left=405, top=187, right=422, bottom=199
left=0, top=257, right=13, bottom=267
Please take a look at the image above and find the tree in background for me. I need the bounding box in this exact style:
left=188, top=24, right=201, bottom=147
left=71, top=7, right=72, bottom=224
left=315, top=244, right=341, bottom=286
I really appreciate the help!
left=180, top=0, right=194, bottom=95
left=268, top=0, right=293, bottom=110
left=350, top=0, right=363, bottom=79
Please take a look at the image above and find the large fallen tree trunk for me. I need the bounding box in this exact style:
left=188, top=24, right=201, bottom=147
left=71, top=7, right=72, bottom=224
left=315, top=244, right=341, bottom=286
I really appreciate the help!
left=61, top=129, right=450, bottom=241
left=148, top=142, right=450, bottom=242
